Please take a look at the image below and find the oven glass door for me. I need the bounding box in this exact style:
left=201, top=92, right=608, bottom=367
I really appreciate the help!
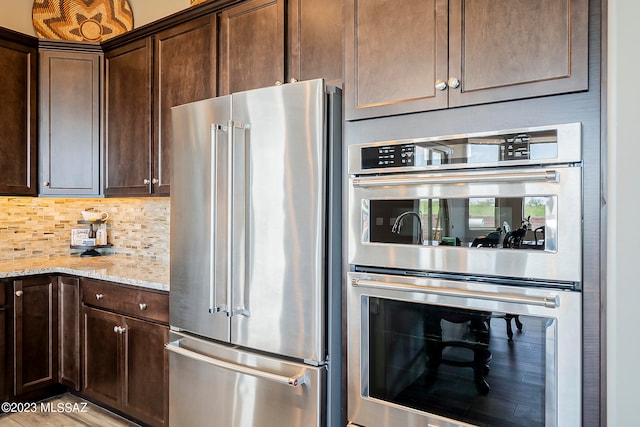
left=347, top=272, right=582, bottom=427
left=348, top=166, right=582, bottom=283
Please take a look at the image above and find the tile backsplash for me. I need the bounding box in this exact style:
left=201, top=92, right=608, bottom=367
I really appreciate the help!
left=0, top=197, right=170, bottom=261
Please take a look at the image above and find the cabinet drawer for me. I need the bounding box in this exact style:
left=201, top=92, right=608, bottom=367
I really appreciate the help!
left=82, top=279, right=168, bottom=324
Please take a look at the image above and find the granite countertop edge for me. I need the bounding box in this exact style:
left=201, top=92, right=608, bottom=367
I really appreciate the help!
left=0, top=255, right=169, bottom=292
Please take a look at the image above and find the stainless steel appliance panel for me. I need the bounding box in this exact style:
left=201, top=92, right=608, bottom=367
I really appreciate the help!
left=346, top=271, right=582, bottom=427
left=167, top=332, right=325, bottom=427
left=170, top=97, right=232, bottom=342
left=348, top=166, right=582, bottom=283
left=229, top=80, right=327, bottom=361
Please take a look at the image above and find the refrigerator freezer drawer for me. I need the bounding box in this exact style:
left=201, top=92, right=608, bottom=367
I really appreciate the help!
left=167, top=332, right=325, bottom=427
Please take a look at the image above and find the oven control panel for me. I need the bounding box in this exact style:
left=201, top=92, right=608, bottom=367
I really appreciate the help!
left=361, top=144, right=415, bottom=169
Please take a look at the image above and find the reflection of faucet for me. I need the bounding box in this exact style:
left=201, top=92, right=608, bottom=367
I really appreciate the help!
left=391, top=211, right=423, bottom=244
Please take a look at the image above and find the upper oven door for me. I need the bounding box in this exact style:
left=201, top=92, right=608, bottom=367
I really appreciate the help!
left=348, top=165, right=582, bottom=283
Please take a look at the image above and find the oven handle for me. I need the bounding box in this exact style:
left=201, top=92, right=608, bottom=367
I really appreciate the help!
left=351, top=278, right=560, bottom=308
left=351, top=170, right=558, bottom=187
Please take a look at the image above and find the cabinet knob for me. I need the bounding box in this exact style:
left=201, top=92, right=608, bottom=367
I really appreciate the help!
left=95, top=293, right=104, bottom=300
left=43, top=181, right=50, bottom=187
left=113, top=325, right=126, bottom=334
left=289, top=78, right=298, bottom=83
left=15, top=290, right=23, bottom=297
left=143, top=178, right=151, bottom=185
left=151, top=178, right=159, bottom=185
left=139, top=303, right=147, bottom=310
left=448, top=77, right=461, bottom=89
left=434, top=80, right=448, bottom=91
left=275, top=80, right=283, bottom=86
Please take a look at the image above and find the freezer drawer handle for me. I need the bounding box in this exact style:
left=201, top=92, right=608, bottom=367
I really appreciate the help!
left=351, top=278, right=560, bottom=308
left=351, top=169, right=558, bottom=188
left=165, top=340, right=308, bottom=387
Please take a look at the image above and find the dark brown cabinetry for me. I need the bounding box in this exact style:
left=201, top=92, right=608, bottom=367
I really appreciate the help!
left=218, top=0, right=285, bottom=95
left=58, top=276, right=80, bottom=390
left=38, top=43, right=103, bottom=197
left=82, top=279, right=169, bottom=427
left=105, top=15, right=216, bottom=197
left=345, top=0, right=588, bottom=120
left=0, top=29, right=37, bottom=195
left=13, top=276, right=59, bottom=397
left=0, top=281, right=9, bottom=402
left=104, top=38, right=152, bottom=197
left=219, top=0, right=343, bottom=95
left=288, top=0, right=344, bottom=86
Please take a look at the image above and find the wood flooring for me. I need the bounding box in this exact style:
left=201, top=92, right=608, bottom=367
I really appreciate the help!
left=0, top=394, right=141, bottom=427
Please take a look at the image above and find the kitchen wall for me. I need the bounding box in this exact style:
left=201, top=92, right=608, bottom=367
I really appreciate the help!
left=0, top=0, right=191, bottom=36
left=0, top=197, right=169, bottom=261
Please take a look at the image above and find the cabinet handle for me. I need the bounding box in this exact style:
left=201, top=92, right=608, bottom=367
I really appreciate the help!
left=448, top=77, right=461, bottom=89
left=43, top=181, right=50, bottom=187
left=289, top=77, right=298, bottom=83
left=434, top=79, right=448, bottom=91
left=151, top=178, right=159, bottom=185
left=15, top=290, right=23, bottom=297
left=139, top=303, right=147, bottom=310
left=113, top=326, right=126, bottom=334
left=95, top=293, right=104, bottom=300
left=143, top=178, right=151, bottom=185
left=275, top=80, right=283, bottom=86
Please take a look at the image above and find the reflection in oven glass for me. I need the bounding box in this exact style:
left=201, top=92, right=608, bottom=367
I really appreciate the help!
left=369, top=196, right=555, bottom=251
left=368, top=298, right=551, bottom=426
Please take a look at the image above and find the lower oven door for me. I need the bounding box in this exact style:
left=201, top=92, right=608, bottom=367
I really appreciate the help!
left=166, top=331, right=325, bottom=427
left=347, top=271, right=581, bottom=427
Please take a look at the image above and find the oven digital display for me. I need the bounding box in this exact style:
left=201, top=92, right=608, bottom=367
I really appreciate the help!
left=360, top=129, right=559, bottom=170
left=361, top=144, right=415, bottom=169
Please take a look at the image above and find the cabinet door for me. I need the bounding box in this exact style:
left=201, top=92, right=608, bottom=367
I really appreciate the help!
left=0, top=281, right=8, bottom=402
left=218, top=0, right=285, bottom=95
left=13, top=276, right=58, bottom=396
left=154, top=15, right=217, bottom=196
left=287, top=0, right=344, bottom=85
left=0, top=35, right=37, bottom=195
left=82, top=306, right=121, bottom=409
left=105, top=38, right=153, bottom=196
left=345, top=0, right=449, bottom=120
left=448, top=0, right=588, bottom=107
left=39, top=48, right=102, bottom=196
left=122, top=316, right=169, bottom=427
left=58, top=276, right=80, bottom=391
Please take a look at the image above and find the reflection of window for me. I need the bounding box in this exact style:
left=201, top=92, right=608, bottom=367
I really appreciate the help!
left=524, top=197, right=546, bottom=229
left=468, top=198, right=496, bottom=229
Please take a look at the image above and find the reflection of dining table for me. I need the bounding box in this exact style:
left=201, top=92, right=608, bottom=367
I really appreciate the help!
left=423, top=306, right=492, bottom=394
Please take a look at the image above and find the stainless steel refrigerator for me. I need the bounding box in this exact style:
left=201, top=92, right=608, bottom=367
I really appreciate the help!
left=166, top=79, right=342, bottom=427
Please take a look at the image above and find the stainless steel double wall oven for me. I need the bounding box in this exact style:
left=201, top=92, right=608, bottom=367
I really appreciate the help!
left=346, top=123, right=583, bottom=427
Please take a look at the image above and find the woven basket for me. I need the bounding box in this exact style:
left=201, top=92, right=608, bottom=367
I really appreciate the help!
left=33, top=0, right=134, bottom=42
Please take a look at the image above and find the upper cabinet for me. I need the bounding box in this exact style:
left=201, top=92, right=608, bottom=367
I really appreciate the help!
left=288, top=0, right=344, bottom=86
left=0, top=29, right=37, bottom=196
left=39, top=42, right=102, bottom=197
left=219, top=0, right=343, bottom=95
left=218, top=0, right=285, bottom=95
left=104, top=15, right=217, bottom=197
left=345, top=0, right=588, bottom=120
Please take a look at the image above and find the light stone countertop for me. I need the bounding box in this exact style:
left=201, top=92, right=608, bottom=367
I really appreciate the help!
left=0, top=255, right=169, bottom=292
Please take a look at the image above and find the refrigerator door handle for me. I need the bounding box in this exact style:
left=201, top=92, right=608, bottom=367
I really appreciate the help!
left=230, top=120, right=251, bottom=318
left=165, top=339, right=308, bottom=387
left=211, top=124, right=229, bottom=314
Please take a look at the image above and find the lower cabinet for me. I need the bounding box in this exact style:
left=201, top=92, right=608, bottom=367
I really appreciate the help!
left=82, top=279, right=169, bottom=427
left=0, top=281, right=9, bottom=402
left=13, top=276, right=59, bottom=397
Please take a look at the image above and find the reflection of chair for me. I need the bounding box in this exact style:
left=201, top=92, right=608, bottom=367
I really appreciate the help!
left=424, top=308, right=492, bottom=394
left=491, top=313, right=524, bottom=340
